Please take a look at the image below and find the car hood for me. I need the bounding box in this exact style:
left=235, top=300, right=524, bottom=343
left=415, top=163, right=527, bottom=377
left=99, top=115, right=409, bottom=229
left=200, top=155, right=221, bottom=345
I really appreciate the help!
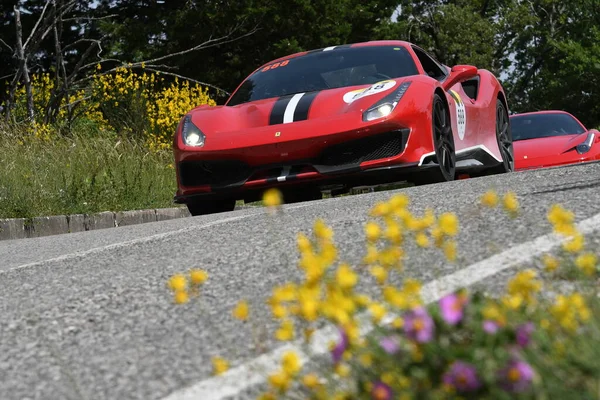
left=514, top=132, right=591, bottom=158
left=187, top=77, right=414, bottom=136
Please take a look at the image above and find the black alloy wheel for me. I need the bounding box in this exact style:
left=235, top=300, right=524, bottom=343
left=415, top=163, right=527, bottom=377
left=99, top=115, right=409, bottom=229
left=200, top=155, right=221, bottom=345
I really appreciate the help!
left=413, top=93, right=456, bottom=185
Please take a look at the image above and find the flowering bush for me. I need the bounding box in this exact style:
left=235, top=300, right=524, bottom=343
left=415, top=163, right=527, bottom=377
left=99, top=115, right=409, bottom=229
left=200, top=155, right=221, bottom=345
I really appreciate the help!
left=167, top=189, right=599, bottom=399
left=3, top=67, right=216, bottom=150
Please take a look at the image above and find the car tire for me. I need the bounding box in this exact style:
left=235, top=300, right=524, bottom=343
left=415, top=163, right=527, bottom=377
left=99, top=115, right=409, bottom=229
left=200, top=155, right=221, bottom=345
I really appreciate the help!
left=186, top=198, right=236, bottom=216
left=483, top=98, right=514, bottom=175
left=412, top=93, right=456, bottom=186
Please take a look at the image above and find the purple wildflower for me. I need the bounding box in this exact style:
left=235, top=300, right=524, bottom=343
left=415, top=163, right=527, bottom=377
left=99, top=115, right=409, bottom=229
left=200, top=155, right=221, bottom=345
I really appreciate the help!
left=403, top=307, right=435, bottom=343
left=331, top=327, right=348, bottom=364
left=379, top=336, right=400, bottom=354
left=516, top=322, right=535, bottom=348
left=443, top=361, right=482, bottom=393
left=439, top=293, right=467, bottom=325
left=483, top=320, right=499, bottom=334
left=499, top=359, right=535, bottom=393
left=371, top=381, right=393, bottom=400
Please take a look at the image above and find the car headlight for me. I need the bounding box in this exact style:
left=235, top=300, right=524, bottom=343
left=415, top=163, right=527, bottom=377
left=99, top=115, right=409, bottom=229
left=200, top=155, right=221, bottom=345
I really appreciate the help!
left=181, top=115, right=206, bottom=147
left=576, top=132, right=595, bottom=154
left=362, top=81, right=411, bottom=122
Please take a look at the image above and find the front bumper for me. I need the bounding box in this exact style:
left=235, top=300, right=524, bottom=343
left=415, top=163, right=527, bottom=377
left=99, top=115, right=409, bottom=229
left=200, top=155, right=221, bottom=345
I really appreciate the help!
left=173, top=128, right=431, bottom=203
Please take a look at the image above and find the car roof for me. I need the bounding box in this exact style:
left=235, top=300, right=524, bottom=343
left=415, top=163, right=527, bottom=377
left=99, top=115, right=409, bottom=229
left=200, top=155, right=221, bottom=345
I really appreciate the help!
left=510, top=110, right=574, bottom=118
left=509, top=110, right=587, bottom=130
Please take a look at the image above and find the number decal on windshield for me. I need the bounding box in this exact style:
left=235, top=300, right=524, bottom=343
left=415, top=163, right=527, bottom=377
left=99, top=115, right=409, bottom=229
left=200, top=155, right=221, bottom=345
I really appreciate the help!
left=261, top=60, right=289, bottom=72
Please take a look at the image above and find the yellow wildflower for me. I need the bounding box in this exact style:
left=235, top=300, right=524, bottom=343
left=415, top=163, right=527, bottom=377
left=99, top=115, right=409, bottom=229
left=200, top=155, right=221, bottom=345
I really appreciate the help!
left=415, top=232, right=430, bottom=248
left=275, top=320, right=295, bottom=341
left=443, top=240, right=457, bottom=262
left=370, top=265, right=388, bottom=285
left=271, top=303, right=287, bottom=319
left=336, top=264, right=358, bottom=290
left=297, top=233, right=312, bottom=253
left=547, top=204, right=574, bottom=226
left=302, top=373, right=321, bottom=389
left=363, top=245, right=379, bottom=264
left=300, top=297, right=319, bottom=321
left=438, top=213, right=459, bottom=236
left=189, top=269, right=208, bottom=285
left=334, top=363, right=351, bottom=377
left=168, top=274, right=187, bottom=291
left=359, top=353, right=373, bottom=367
left=365, top=221, right=381, bottom=242
left=370, top=201, right=391, bottom=217
left=263, top=188, right=283, bottom=207
left=369, top=302, right=387, bottom=323
left=233, top=300, right=250, bottom=321
left=212, top=356, right=229, bottom=375
left=314, top=219, right=334, bottom=241
left=542, top=254, right=559, bottom=273
left=268, top=371, right=291, bottom=392
left=506, top=269, right=541, bottom=305
left=389, top=193, right=410, bottom=210
left=385, top=220, right=403, bottom=244
left=392, top=317, right=404, bottom=328
left=575, top=252, right=597, bottom=275
left=173, top=290, right=189, bottom=304
left=480, top=190, right=498, bottom=207
left=272, top=283, right=297, bottom=303
left=281, top=351, right=302, bottom=376
left=563, top=233, right=584, bottom=253
left=502, top=192, right=519, bottom=216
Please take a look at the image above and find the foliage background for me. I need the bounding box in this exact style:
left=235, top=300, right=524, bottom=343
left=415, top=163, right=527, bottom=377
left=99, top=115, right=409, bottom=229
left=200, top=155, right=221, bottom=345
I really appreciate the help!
left=1, top=0, right=599, bottom=127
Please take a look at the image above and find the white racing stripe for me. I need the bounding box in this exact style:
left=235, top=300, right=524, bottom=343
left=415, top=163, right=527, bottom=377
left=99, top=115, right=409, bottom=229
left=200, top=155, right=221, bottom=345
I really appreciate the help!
left=283, top=93, right=305, bottom=124
left=1, top=203, right=315, bottom=275
left=160, top=211, right=600, bottom=400
left=323, top=46, right=336, bottom=51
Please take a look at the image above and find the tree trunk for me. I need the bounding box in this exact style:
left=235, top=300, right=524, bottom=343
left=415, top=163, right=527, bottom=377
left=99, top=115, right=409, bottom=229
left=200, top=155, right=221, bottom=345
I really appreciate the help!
left=14, top=6, right=35, bottom=126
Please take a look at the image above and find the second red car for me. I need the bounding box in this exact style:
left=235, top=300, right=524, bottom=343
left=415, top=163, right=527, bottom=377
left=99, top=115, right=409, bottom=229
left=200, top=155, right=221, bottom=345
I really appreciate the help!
left=510, top=110, right=600, bottom=171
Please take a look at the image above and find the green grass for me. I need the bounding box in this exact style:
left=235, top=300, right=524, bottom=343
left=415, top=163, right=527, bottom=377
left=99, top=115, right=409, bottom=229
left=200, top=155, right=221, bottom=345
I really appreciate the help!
left=0, top=130, right=178, bottom=219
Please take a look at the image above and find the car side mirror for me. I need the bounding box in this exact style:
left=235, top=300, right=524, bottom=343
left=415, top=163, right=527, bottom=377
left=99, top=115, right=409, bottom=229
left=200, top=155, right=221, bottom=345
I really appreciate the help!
left=442, top=65, right=478, bottom=91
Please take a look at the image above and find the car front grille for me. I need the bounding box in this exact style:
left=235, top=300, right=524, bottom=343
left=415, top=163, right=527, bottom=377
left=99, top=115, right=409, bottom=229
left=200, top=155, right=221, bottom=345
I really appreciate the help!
left=316, top=129, right=409, bottom=168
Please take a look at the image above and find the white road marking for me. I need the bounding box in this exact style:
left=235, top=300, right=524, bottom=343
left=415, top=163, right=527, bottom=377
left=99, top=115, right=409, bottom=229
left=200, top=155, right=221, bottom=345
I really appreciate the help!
left=1, top=203, right=314, bottom=275
left=160, top=211, right=600, bottom=400
left=283, top=93, right=305, bottom=123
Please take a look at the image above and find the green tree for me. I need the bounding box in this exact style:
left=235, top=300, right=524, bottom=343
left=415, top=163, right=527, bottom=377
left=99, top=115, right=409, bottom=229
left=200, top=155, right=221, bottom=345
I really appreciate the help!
left=502, top=0, right=600, bottom=127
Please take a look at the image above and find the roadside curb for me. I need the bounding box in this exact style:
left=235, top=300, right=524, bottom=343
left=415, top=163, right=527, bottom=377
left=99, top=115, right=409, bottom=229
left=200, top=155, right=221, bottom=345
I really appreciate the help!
left=0, top=205, right=257, bottom=241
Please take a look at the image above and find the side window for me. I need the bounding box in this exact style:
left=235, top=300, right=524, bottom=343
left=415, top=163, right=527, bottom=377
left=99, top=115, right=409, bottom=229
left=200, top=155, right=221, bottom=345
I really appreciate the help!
left=461, top=76, right=480, bottom=100
left=412, top=46, right=448, bottom=81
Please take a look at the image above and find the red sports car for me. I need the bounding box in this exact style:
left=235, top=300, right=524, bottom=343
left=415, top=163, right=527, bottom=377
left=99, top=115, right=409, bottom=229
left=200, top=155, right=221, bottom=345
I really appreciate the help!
left=173, top=40, right=514, bottom=215
left=510, top=110, right=600, bottom=171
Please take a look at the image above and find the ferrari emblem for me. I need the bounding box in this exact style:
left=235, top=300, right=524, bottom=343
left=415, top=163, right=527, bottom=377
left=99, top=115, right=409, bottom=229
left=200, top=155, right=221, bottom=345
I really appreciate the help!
left=275, top=131, right=281, bottom=137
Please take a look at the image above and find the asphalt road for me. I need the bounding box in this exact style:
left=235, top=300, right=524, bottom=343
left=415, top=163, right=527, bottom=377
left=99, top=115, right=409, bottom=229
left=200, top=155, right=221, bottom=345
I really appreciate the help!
left=1, top=161, right=600, bottom=400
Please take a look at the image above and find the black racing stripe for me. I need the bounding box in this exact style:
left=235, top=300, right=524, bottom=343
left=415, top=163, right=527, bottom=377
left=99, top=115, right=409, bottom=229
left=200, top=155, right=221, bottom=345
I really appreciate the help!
left=266, top=176, right=278, bottom=184
left=293, top=91, right=319, bottom=122
left=269, top=96, right=292, bottom=125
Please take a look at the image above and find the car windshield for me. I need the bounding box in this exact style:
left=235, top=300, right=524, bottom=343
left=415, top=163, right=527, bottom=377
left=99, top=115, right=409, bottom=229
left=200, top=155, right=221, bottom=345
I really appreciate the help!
left=226, top=45, right=419, bottom=106
left=511, top=113, right=586, bottom=141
